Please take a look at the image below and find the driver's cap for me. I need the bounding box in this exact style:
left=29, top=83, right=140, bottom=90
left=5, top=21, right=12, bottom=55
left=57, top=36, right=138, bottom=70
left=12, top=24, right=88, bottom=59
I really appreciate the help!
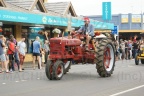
left=84, top=17, right=90, bottom=22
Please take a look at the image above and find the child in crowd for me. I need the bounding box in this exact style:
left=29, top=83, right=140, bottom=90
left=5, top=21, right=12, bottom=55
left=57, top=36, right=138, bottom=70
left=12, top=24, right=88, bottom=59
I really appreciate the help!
left=41, top=48, right=45, bottom=68
left=3, top=37, right=9, bottom=73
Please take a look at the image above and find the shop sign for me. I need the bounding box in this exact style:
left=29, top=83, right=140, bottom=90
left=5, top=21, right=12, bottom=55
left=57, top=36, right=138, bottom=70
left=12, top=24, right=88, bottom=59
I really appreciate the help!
left=111, top=26, right=118, bottom=35
left=0, top=9, right=114, bottom=30
left=132, top=14, right=141, bottom=23
left=121, top=14, right=128, bottom=23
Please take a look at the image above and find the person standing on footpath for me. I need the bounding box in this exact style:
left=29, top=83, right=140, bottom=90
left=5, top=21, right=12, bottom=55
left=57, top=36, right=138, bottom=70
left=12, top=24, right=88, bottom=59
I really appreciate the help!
left=0, top=35, right=8, bottom=73
left=7, top=37, right=15, bottom=72
left=119, top=40, right=125, bottom=60
left=41, top=48, right=45, bottom=67
left=10, top=35, right=20, bottom=70
left=17, top=37, right=26, bottom=72
left=32, top=36, right=42, bottom=70
left=3, top=37, right=9, bottom=73
left=44, top=40, right=49, bottom=64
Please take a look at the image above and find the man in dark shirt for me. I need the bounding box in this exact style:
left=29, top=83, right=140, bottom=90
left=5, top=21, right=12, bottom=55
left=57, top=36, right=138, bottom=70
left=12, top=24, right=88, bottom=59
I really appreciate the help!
left=132, top=41, right=139, bottom=58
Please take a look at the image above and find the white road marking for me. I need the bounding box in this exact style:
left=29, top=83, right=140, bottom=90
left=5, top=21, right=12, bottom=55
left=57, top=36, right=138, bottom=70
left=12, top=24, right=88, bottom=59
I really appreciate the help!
left=110, top=84, right=144, bottom=96
left=128, top=65, right=134, bottom=67
left=15, top=81, right=19, bottom=83
left=37, top=78, right=40, bottom=80
left=2, top=83, right=6, bottom=84
left=21, top=80, right=27, bottom=82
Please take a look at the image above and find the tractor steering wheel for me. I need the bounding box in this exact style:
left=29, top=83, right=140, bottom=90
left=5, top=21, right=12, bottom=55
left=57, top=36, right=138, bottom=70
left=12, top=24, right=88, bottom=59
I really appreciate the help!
left=71, top=31, right=87, bottom=40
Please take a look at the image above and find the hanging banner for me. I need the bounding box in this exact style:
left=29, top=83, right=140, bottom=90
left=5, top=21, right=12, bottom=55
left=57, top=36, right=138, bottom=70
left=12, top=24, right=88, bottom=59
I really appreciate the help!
left=102, top=2, right=112, bottom=20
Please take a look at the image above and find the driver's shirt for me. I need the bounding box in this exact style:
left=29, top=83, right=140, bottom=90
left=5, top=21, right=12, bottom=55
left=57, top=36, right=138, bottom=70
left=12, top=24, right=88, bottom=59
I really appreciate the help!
left=78, top=24, right=94, bottom=36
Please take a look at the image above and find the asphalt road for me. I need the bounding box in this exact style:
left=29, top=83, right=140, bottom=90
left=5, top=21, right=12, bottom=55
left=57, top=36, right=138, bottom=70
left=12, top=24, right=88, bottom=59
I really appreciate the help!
left=0, top=60, right=144, bottom=96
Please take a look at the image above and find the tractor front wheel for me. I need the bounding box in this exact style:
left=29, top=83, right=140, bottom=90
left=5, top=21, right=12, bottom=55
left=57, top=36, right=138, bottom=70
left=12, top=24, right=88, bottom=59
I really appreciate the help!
left=45, top=60, right=53, bottom=80
left=96, top=39, right=115, bottom=77
left=53, top=60, right=64, bottom=80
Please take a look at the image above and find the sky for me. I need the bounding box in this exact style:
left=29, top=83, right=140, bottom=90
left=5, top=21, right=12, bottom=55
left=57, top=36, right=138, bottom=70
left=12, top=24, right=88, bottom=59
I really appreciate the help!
left=48, top=0, right=144, bottom=16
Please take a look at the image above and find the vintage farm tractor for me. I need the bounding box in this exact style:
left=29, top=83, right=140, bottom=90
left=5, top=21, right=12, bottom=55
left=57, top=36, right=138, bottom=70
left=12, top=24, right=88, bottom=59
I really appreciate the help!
left=45, top=32, right=116, bottom=80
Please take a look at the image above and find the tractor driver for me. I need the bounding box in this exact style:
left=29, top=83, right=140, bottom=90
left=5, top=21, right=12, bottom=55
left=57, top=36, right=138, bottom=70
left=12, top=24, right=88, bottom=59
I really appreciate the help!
left=77, top=17, right=95, bottom=51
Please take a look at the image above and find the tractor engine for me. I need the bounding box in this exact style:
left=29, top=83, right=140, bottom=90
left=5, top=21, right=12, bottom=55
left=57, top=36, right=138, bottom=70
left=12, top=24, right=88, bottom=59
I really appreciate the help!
left=49, top=37, right=82, bottom=60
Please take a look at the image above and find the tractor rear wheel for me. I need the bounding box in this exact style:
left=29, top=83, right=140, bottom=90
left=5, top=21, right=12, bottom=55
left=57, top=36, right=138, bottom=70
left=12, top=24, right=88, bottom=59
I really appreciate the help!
left=96, top=39, right=115, bottom=77
left=53, top=60, right=64, bottom=80
left=64, top=61, right=71, bottom=74
left=45, top=60, right=53, bottom=80
left=135, top=53, right=139, bottom=65
left=141, top=59, right=144, bottom=64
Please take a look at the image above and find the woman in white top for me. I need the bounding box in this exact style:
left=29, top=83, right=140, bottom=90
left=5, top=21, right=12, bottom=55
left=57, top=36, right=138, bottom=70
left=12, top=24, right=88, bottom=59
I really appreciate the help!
left=17, top=38, right=26, bottom=72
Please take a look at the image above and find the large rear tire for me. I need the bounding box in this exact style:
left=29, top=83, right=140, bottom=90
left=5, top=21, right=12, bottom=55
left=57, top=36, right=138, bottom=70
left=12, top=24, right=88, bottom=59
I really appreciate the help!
left=45, top=60, right=53, bottom=80
left=53, top=60, right=64, bottom=80
left=96, top=39, right=115, bottom=77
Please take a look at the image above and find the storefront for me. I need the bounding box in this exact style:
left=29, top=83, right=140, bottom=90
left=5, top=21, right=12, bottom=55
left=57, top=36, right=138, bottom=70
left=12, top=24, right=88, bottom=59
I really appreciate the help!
left=0, top=8, right=114, bottom=61
left=119, top=30, right=144, bottom=40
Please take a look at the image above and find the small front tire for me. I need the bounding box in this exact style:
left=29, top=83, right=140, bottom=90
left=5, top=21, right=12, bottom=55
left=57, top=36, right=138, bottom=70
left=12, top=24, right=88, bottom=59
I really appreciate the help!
left=53, top=60, right=64, bottom=80
left=45, top=60, right=53, bottom=80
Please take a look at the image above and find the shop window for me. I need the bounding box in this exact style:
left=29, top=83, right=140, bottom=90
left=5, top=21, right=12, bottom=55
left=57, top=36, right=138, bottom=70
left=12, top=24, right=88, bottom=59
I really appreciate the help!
left=21, top=28, right=29, bottom=53
left=28, top=27, right=45, bottom=53
left=3, top=27, right=13, bottom=38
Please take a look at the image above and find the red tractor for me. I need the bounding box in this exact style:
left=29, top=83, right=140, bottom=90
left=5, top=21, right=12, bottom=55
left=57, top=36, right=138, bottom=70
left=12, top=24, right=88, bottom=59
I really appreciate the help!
left=45, top=32, right=116, bottom=80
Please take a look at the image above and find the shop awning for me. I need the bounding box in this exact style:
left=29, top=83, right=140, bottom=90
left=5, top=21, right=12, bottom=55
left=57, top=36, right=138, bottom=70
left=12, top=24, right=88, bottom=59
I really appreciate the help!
left=0, top=9, right=114, bottom=30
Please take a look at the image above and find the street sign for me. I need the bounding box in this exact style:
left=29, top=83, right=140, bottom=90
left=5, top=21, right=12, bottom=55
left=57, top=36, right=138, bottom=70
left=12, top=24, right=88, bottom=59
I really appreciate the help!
left=0, top=22, right=3, bottom=26
left=102, top=2, right=112, bottom=20
left=111, top=26, right=118, bottom=35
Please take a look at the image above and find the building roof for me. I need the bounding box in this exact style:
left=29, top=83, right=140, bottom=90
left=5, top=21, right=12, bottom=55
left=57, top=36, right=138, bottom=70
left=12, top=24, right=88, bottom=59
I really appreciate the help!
left=2, top=0, right=77, bottom=17
left=5, top=0, right=34, bottom=10
left=5, top=0, right=47, bottom=12
left=3, top=0, right=63, bottom=16
left=0, top=0, right=6, bottom=7
left=44, top=2, right=77, bottom=17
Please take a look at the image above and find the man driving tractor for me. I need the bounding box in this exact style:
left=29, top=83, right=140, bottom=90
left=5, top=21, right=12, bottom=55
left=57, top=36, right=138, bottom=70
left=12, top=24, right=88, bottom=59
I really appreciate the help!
left=77, top=17, right=95, bottom=51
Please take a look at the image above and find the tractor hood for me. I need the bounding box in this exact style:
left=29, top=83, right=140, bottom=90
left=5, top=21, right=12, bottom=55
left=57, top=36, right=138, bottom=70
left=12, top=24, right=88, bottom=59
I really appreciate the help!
left=50, top=37, right=82, bottom=46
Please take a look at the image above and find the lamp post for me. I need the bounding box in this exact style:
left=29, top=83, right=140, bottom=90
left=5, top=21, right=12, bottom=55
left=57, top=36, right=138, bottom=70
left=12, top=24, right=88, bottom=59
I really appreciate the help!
left=141, top=0, right=143, bottom=30
left=131, top=6, right=133, bottom=13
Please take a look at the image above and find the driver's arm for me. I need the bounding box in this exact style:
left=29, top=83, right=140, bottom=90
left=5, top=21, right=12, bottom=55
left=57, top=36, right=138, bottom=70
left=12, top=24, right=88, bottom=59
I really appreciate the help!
left=77, top=26, right=84, bottom=33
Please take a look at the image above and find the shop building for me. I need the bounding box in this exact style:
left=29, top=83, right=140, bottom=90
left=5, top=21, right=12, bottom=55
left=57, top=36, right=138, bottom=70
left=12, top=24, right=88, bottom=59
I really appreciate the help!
left=88, top=13, right=144, bottom=40
left=0, top=0, right=114, bottom=62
